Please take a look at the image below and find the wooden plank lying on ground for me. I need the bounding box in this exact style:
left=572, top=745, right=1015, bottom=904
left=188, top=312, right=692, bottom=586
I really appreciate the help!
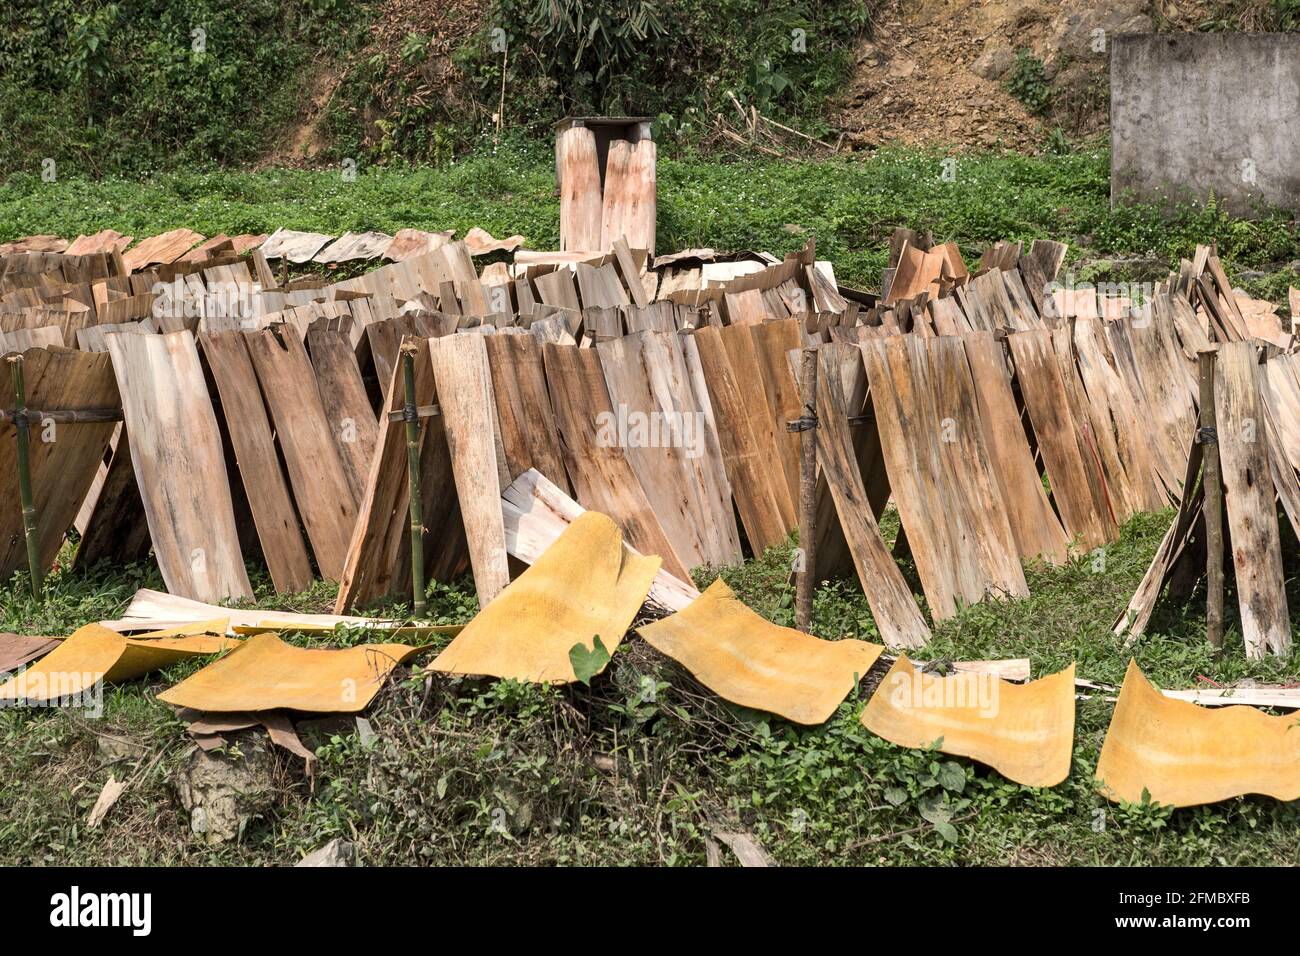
left=597, top=330, right=741, bottom=569
left=427, top=334, right=511, bottom=606
left=200, top=331, right=313, bottom=594
left=245, top=326, right=359, bottom=580
left=0, top=349, right=120, bottom=579
left=484, top=333, right=572, bottom=494
left=543, top=342, right=691, bottom=581
left=260, top=228, right=333, bottom=263
left=105, top=331, right=252, bottom=601
left=1215, top=341, right=1290, bottom=658
left=122, top=229, right=204, bottom=272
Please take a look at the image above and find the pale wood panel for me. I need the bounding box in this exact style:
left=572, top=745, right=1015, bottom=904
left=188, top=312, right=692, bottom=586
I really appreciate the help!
left=1007, top=330, right=1116, bottom=551
left=963, top=331, right=1068, bottom=564
left=557, top=126, right=603, bottom=252
left=105, top=331, right=252, bottom=601
left=428, top=334, right=510, bottom=606
left=717, top=324, right=796, bottom=529
left=245, top=327, right=358, bottom=580
left=691, top=326, right=788, bottom=553
left=307, top=326, right=378, bottom=503
left=813, top=345, right=930, bottom=648
left=1215, top=342, right=1290, bottom=658
left=746, top=320, right=804, bottom=516
left=861, top=335, right=964, bottom=619
left=1072, top=317, right=1168, bottom=515
left=543, top=342, right=692, bottom=581
left=923, top=335, right=1027, bottom=601
left=485, top=333, right=572, bottom=495
left=200, top=331, right=313, bottom=594
left=597, top=330, right=741, bottom=569
left=0, top=349, right=119, bottom=577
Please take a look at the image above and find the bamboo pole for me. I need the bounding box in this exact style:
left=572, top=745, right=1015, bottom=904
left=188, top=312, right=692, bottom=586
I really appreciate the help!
left=8, top=355, right=42, bottom=597
left=401, top=343, right=426, bottom=618
left=793, top=347, right=819, bottom=632
left=1198, top=348, right=1224, bottom=653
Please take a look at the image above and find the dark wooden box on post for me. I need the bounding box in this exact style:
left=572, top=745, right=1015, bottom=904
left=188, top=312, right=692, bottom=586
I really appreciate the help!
left=554, top=116, right=656, bottom=255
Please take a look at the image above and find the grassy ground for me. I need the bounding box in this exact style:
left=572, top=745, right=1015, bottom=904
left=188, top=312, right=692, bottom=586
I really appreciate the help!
left=2, top=509, right=1299, bottom=867
left=1, top=148, right=1298, bottom=865
left=1, top=138, right=1298, bottom=304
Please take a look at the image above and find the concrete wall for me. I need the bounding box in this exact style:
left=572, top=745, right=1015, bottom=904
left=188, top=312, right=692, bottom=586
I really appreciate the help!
left=1111, top=33, right=1300, bottom=212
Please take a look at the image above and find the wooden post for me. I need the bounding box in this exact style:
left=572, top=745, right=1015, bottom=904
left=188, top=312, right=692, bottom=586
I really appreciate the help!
left=8, top=355, right=42, bottom=598
left=793, top=347, right=819, bottom=632
left=1198, top=348, right=1224, bottom=652
left=401, top=343, right=426, bottom=617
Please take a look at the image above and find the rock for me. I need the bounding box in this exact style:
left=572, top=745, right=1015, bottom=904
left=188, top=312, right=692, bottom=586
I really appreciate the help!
left=173, top=733, right=278, bottom=845
left=96, top=732, right=148, bottom=766
left=887, top=57, right=917, bottom=80
left=1056, top=1, right=1152, bottom=60
left=972, top=39, right=1015, bottom=81
left=492, top=776, right=534, bottom=836
left=295, top=838, right=355, bottom=867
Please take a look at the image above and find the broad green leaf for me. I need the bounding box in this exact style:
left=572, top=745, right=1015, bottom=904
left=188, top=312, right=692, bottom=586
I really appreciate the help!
left=569, top=634, right=611, bottom=685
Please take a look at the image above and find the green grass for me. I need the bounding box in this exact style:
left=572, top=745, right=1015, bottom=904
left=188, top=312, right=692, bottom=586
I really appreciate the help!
left=1, top=139, right=1297, bottom=304
left=3, top=509, right=1299, bottom=867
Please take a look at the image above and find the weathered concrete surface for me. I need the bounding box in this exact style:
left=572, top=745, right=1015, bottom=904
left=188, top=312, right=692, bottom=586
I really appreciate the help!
left=1111, top=33, right=1300, bottom=213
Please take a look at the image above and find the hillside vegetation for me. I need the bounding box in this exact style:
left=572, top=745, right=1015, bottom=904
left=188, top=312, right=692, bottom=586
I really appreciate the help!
left=3, top=0, right=1298, bottom=176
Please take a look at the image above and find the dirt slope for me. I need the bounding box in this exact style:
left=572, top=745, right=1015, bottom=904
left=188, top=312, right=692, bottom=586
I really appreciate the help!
left=835, top=0, right=1162, bottom=151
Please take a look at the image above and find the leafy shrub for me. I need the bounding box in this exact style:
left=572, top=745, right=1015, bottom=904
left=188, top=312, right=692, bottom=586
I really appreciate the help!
left=1007, top=48, right=1051, bottom=116
left=0, top=0, right=367, bottom=177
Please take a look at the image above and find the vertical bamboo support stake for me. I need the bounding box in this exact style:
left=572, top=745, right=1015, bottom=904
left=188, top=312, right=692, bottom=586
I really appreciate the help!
left=8, top=355, right=42, bottom=598
left=793, top=347, right=819, bottom=633
left=1198, top=348, right=1224, bottom=652
left=401, top=344, right=426, bottom=618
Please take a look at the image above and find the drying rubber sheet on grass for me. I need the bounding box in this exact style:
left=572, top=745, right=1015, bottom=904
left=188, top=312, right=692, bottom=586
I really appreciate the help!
left=0, top=623, right=239, bottom=703
left=861, top=656, right=1076, bottom=788
left=429, top=511, right=659, bottom=684
left=637, top=578, right=884, bottom=725
left=158, top=633, right=420, bottom=714
left=1095, top=660, right=1300, bottom=807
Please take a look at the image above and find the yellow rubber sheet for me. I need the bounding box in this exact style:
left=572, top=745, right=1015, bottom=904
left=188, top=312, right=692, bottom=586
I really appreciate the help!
left=637, top=577, right=884, bottom=724
left=861, top=655, right=1075, bottom=787
left=429, top=511, right=659, bottom=683
left=1096, top=659, right=1300, bottom=807
left=158, top=632, right=419, bottom=713
left=0, top=623, right=240, bottom=703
